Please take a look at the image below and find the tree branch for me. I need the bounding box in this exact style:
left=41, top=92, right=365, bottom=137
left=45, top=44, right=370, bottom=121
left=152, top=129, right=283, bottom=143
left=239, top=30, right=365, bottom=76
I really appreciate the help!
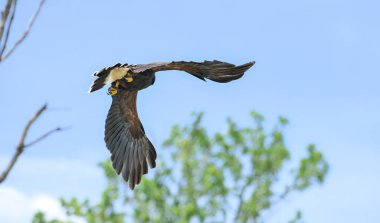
left=0, top=0, right=17, bottom=58
left=0, top=104, right=63, bottom=184
left=0, top=0, right=45, bottom=62
left=234, top=182, right=250, bottom=223
left=24, top=127, right=60, bottom=148
left=0, top=0, right=14, bottom=41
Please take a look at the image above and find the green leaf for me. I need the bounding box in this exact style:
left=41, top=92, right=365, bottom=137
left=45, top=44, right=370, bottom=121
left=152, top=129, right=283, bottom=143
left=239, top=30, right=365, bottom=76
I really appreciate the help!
left=33, top=111, right=328, bottom=223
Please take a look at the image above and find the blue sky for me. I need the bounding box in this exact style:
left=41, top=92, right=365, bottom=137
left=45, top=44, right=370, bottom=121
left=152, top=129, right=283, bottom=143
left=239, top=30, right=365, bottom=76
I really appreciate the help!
left=0, top=0, right=379, bottom=222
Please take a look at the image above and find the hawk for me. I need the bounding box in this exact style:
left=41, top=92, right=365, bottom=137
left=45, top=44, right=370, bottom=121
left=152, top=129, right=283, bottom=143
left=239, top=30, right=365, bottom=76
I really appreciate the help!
left=89, top=60, right=255, bottom=189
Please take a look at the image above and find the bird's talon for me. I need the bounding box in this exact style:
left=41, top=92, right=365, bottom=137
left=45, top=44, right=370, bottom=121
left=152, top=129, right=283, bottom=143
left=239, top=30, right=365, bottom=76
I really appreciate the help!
left=108, top=87, right=118, bottom=96
left=125, top=77, right=133, bottom=82
left=115, top=80, right=120, bottom=88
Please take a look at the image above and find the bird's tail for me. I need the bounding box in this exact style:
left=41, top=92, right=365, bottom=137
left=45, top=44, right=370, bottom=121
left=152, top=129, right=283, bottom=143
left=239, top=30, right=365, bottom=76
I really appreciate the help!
left=88, top=75, right=107, bottom=93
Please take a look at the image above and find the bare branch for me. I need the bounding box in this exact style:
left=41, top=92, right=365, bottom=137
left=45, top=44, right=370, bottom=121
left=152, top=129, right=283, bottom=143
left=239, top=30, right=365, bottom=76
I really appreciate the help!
left=0, top=0, right=17, bottom=58
left=0, top=104, right=63, bottom=184
left=24, top=127, right=60, bottom=148
left=0, top=0, right=16, bottom=60
left=0, top=0, right=45, bottom=62
left=0, top=0, right=14, bottom=41
left=24, top=125, right=70, bottom=148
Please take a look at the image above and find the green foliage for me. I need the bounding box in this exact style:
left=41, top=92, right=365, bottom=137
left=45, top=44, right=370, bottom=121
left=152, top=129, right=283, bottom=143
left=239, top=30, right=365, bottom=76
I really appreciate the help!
left=289, top=211, right=303, bottom=223
left=33, top=111, right=328, bottom=223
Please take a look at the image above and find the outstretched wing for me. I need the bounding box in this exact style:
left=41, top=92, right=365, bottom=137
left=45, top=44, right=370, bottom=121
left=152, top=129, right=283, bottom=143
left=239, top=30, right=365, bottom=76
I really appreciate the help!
left=131, top=60, right=255, bottom=83
left=105, top=89, right=156, bottom=189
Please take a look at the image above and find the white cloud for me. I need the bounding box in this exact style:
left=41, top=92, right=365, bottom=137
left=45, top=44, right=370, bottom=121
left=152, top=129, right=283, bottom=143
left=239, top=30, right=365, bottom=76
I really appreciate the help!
left=0, top=154, right=103, bottom=223
left=0, top=186, right=85, bottom=223
left=0, top=186, right=63, bottom=223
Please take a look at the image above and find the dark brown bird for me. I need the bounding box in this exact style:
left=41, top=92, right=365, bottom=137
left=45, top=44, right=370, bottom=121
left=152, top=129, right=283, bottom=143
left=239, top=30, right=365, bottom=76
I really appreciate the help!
left=89, top=60, right=255, bottom=189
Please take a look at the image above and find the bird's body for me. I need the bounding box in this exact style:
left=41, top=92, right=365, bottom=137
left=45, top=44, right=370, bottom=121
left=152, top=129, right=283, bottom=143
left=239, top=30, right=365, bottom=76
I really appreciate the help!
left=114, top=69, right=156, bottom=91
left=89, top=60, right=255, bottom=189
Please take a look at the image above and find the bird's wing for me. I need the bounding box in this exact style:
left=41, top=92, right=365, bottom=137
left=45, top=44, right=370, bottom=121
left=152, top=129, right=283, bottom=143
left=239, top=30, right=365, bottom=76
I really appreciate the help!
left=89, top=63, right=130, bottom=93
left=105, top=89, right=156, bottom=189
left=131, top=60, right=255, bottom=83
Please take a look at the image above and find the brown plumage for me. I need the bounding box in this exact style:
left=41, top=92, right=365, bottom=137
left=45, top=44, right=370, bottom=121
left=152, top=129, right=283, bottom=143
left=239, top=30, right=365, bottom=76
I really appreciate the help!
left=89, top=60, right=255, bottom=189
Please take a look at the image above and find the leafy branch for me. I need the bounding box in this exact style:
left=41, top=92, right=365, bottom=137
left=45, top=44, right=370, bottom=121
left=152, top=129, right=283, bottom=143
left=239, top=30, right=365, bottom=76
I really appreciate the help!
left=34, top=111, right=329, bottom=223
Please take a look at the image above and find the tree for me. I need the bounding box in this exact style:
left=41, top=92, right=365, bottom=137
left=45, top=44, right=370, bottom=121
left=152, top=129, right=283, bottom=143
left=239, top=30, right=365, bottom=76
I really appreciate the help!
left=33, top=111, right=328, bottom=223
left=0, top=0, right=64, bottom=184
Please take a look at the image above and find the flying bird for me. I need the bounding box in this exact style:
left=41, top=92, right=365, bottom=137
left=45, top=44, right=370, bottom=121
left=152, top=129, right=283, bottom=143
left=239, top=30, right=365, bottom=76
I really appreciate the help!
left=89, top=60, right=255, bottom=189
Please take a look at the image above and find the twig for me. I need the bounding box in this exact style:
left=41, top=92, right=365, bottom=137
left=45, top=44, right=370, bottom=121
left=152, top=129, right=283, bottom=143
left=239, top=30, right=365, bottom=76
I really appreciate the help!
left=0, top=0, right=17, bottom=59
left=0, top=104, right=63, bottom=184
left=24, top=127, right=62, bottom=148
left=234, top=182, right=250, bottom=222
left=0, top=0, right=14, bottom=41
left=0, top=0, right=45, bottom=61
left=260, top=185, right=298, bottom=223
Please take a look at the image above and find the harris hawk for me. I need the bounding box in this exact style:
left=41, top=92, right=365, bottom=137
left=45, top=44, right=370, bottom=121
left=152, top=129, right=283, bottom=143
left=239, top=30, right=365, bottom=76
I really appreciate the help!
left=89, top=60, right=255, bottom=189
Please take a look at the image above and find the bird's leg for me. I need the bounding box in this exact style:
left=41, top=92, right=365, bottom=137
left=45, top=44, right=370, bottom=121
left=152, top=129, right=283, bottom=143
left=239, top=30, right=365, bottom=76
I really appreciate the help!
left=107, top=80, right=120, bottom=96
left=125, top=73, right=133, bottom=82
left=107, top=86, right=118, bottom=96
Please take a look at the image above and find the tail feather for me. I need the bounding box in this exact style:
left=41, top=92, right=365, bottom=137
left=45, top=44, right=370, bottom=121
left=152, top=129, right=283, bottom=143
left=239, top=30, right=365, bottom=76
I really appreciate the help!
left=88, top=75, right=107, bottom=93
left=89, top=63, right=125, bottom=93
